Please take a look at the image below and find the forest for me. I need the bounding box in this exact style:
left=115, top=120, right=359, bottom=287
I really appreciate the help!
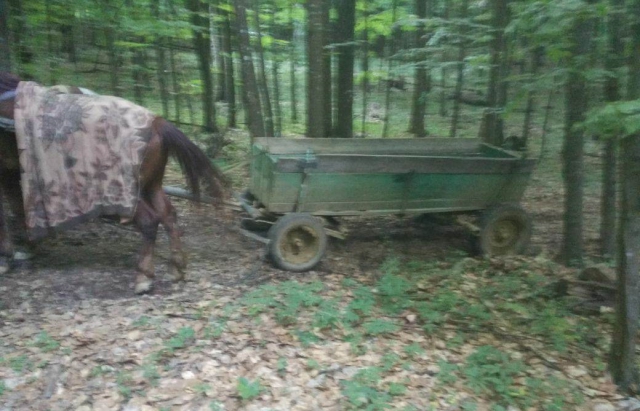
left=0, top=0, right=640, bottom=408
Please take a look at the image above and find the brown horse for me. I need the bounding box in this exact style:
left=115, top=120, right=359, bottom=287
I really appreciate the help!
left=0, top=72, right=227, bottom=294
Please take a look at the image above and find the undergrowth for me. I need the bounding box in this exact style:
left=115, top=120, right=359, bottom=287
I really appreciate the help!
left=236, top=254, right=606, bottom=409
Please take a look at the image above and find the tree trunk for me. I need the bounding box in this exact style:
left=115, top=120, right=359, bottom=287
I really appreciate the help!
left=439, top=0, right=449, bottom=118
left=409, top=0, right=427, bottom=137
left=609, top=135, right=640, bottom=391
left=449, top=0, right=469, bottom=138
left=335, top=0, right=356, bottom=138
left=105, top=25, right=118, bottom=95
left=152, top=0, right=170, bottom=118
left=271, top=4, right=282, bottom=137
left=361, top=0, right=369, bottom=137
left=221, top=2, right=236, bottom=128
left=60, top=15, right=77, bottom=63
left=169, top=44, right=182, bottom=123
left=522, top=47, right=543, bottom=147
left=46, top=1, right=58, bottom=84
left=234, top=0, right=265, bottom=139
left=289, top=3, right=298, bottom=124
left=610, top=0, right=640, bottom=390
left=132, top=44, right=146, bottom=106
left=213, top=0, right=227, bottom=103
left=382, top=0, right=399, bottom=138
left=306, top=0, right=332, bottom=137
left=253, top=5, right=275, bottom=137
left=0, top=0, right=10, bottom=72
left=8, top=0, right=31, bottom=76
left=562, top=2, right=595, bottom=267
left=186, top=0, right=218, bottom=132
left=478, top=0, right=509, bottom=146
left=601, top=0, right=623, bottom=258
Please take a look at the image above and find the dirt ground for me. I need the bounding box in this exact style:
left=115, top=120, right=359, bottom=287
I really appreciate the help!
left=0, top=146, right=618, bottom=411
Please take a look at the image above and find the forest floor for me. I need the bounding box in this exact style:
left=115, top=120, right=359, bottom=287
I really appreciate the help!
left=0, top=129, right=636, bottom=411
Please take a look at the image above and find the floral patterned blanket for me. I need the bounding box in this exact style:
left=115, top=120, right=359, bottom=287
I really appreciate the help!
left=14, top=81, right=154, bottom=239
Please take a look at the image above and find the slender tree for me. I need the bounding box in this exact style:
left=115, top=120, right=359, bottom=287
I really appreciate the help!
left=271, top=3, right=282, bottom=136
left=152, top=0, right=170, bottom=118
left=253, top=3, right=275, bottom=137
left=521, top=47, right=543, bottom=146
left=479, top=0, right=509, bottom=146
left=335, top=0, right=356, bottom=138
left=409, top=0, right=428, bottom=137
left=610, top=0, right=640, bottom=390
left=382, top=0, right=399, bottom=138
left=186, top=0, right=218, bottom=132
left=307, top=0, right=332, bottom=137
left=221, top=1, right=237, bottom=128
left=361, top=0, right=369, bottom=137
left=169, top=44, right=182, bottom=123
left=600, top=0, right=623, bottom=258
left=289, top=2, right=299, bottom=124
left=234, top=0, right=265, bottom=138
left=439, top=0, right=450, bottom=117
left=0, top=0, right=10, bottom=72
left=562, top=0, right=596, bottom=266
left=213, top=0, right=227, bottom=102
left=449, top=0, right=469, bottom=138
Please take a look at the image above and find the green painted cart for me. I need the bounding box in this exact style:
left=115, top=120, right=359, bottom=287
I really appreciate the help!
left=239, top=138, right=536, bottom=271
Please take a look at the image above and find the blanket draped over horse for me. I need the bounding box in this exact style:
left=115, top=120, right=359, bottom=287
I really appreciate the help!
left=14, top=81, right=154, bottom=239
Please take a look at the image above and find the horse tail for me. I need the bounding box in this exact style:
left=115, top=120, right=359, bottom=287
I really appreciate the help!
left=156, top=118, right=228, bottom=206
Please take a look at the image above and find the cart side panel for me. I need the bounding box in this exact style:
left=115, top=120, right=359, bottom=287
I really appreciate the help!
left=249, top=142, right=535, bottom=215
left=294, top=173, right=529, bottom=213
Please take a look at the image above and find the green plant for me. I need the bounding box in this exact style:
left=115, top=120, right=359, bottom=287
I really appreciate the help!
left=209, top=401, right=224, bottom=411
left=388, top=382, right=406, bottom=396
left=463, top=346, right=524, bottom=406
left=33, top=331, right=60, bottom=352
left=142, top=361, right=160, bottom=386
left=461, top=401, right=478, bottom=411
left=381, top=353, right=401, bottom=371
left=276, top=357, right=288, bottom=376
left=341, top=367, right=393, bottom=410
left=164, top=327, right=196, bottom=352
left=116, top=371, right=133, bottom=399
left=236, top=377, right=263, bottom=401
left=403, top=343, right=424, bottom=358
left=132, top=315, right=152, bottom=327
left=293, top=329, right=321, bottom=347
left=306, top=359, right=321, bottom=370
left=436, top=360, right=459, bottom=385
left=345, top=286, right=375, bottom=324
left=8, top=355, right=32, bottom=373
left=90, top=365, right=112, bottom=377
left=377, top=273, right=413, bottom=314
left=0, top=380, right=5, bottom=396
left=362, top=319, right=399, bottom=336
left=203, top=321, right=226, bottom=339
left=194, top=382, right=211, bottom=395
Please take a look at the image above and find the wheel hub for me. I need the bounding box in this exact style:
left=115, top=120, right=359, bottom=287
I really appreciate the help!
left=280, top=226, right=320, bottom=264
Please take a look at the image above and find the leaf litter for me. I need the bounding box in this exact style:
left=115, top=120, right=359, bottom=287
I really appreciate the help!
left=0, top=156, right=631, bottom=410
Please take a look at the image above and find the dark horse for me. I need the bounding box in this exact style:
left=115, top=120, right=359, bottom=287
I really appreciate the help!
left=0, top=72, right=227, bottom=293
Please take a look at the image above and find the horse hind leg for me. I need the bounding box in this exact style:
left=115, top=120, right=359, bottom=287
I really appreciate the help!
left=151, top=189, right=187, bottom=282
left=133, top=200, right=160, bottom=294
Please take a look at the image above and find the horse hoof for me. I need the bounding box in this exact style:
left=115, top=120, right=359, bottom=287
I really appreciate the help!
left=135, top=279, right=153, bottom=294
left=0, top=261, right=9, bottom=275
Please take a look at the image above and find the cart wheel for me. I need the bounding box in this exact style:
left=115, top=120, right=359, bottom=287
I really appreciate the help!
left=479, top=204, right=531, bottom=256
left=268, top=214, right=327, bottom=272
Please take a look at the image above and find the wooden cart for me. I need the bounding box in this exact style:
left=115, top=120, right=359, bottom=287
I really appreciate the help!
left=237, top=138, right=535, bottom=271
